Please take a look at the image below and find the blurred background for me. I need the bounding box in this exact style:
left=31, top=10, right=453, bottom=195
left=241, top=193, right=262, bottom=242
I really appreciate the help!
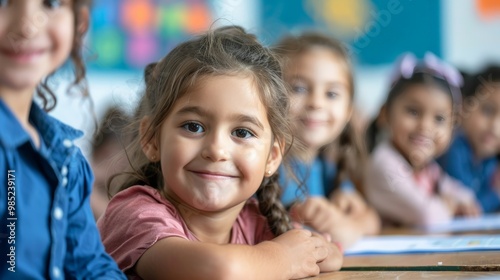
left=49, top=0, right=500, bottom=156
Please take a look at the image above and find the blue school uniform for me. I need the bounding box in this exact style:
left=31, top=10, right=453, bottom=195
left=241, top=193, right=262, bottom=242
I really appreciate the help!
left=437, top=131, right=500, bottom=213
left=279, top=157, right=354, bottom=206
left=0, top=100, right=125, bottom=279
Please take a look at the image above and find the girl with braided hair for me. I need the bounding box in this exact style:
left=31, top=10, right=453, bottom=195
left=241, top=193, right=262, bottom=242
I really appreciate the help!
left=97, top=26, right=342, bottom=279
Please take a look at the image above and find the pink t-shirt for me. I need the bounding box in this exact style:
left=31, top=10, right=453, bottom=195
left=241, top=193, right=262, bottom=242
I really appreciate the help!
left=97, top=185, right=274, bottom=278
left=413, top=162, right=441, bottom=196
left=365, top=141, right=476, bottom=227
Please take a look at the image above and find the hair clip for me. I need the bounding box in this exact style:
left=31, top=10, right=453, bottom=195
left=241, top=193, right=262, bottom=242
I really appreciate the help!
left=390, top=52, right=463, bottom=106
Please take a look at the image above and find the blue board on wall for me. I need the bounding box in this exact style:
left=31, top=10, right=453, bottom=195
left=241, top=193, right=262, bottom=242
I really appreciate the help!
left=260, top=0, right=442, bottom=65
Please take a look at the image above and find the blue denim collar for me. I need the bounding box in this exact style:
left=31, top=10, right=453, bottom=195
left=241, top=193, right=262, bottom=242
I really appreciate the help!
left=0, top=99, right=83, bottom=150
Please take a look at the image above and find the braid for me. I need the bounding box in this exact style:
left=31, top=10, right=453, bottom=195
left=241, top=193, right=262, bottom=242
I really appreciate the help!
left=256, top=172, right=293, bottom=236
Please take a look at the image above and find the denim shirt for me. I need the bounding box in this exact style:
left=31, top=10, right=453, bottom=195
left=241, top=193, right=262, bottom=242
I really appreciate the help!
left=0, top=100, right=125, bottom=279
left=279, top=157, right=354, bottom=206
left=437, top=131, right=500, bottom=213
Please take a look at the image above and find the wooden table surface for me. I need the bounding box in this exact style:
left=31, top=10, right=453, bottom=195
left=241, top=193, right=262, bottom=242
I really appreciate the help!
left=343, top=251, right=500, bottom=270
left=310, top=251, right=500, bottom=279
left=307, top=224, right=500, bottom=279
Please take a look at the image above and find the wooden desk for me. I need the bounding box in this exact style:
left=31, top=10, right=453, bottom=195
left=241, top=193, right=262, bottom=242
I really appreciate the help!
left=313, top=226, right=500, bottom=278
left=343, top=251, right=500, bottom=270
left=308, top=251, right=500, bottom=279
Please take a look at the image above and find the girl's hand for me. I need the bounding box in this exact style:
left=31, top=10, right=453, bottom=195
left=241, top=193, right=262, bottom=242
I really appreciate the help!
left=330, top=190, right=366, bottom=215
left=290, top=197, right=362, bottom=247
left=442, top=194, right=482, bottom=218
left=290, top=197, right=343, bottom=234
left=441, top=194, right=459, bottom=215
left=311, top=232, right=343, bottom=273
left=455, top=200, right=482, bottom=217
left=272, top=229, right=342, bottom=279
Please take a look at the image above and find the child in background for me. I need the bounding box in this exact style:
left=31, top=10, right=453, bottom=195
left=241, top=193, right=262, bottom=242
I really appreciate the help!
left=0, top=0, right=125, bottom=278
left=365, top=53, right=481, bottom=227
left=273, top=33, right=380, bottom=248
left=438, top=66, right=500, bottom=213
left=97, top=26, right=342, bottom=280
left=90, top=106, right=131, bottom=219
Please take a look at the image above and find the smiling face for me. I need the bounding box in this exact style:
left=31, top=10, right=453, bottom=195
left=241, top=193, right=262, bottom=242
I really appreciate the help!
left=285, top=47, right=352, bottom=158
left=143, top=74, right=282, bottom=213
left=0, top=0, right=75, bottom=95
left=387, top=84, right=453, bottom=169
left=461, top=83, right=500, bottom=159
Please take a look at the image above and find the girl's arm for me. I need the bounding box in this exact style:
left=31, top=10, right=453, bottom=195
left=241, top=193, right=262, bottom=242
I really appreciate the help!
left=135, top=229, right=342, bottom=280
left=364, top=143, right=456, bottom=227
left=365, top=159, right=453, bottom=227
left=440, top=173, right=482, bottom=217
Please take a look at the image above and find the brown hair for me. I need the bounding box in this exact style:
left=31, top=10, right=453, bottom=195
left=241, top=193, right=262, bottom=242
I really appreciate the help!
left=91, top=106, right=131, bottom=158
left=273, top=32, right=367, bottom=195
left=112, top=26, right=294, bottom=236
left=37, top=0, right=91, bottom=111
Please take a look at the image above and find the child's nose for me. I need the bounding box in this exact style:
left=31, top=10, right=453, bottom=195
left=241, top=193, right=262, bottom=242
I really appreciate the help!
left=418, top=115, right=434, bottom=133
left=306, top=89, right=323, bottom=109
left=201, top=132, right=230, bottom=162
left=8, top=2, right=44, bottom=40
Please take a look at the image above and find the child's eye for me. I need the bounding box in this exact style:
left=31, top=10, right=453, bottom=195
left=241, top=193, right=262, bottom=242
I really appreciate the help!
left=232, top=128, right=255, bottom=139
left=435, top=115, right=446, bottom=123
left=43, top=0, right=63, bottom=9
left=481, top=104, right=496, bottom=117
left=326, top=91, right=338, bottom=99
left=292, top=85, right=307, bottom=94
left=181, top=122, right=204, bottom=133
left=406, top=107, right=418, bottom=116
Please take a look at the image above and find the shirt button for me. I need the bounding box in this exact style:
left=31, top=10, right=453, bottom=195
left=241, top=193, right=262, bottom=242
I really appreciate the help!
left=63, top=139, right=73, bottom=148
left=53, top=266, right=61, bottom=278
left=61, top=166, right=68, bottom=176
left=62, top=177, right=68, bottom=187
left=54, top=207, right=64, bottom=220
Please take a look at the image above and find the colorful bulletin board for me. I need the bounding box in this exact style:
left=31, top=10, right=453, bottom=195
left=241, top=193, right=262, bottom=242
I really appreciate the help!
left=89, top=0, right=213, bottom=71
left=88, top=0, right=499, bottom=70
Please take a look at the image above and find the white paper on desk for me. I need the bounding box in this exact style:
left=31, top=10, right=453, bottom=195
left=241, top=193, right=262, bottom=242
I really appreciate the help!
left=345, top=235, right=500, bottom=255
left=422, top=214, right=500, bottom=233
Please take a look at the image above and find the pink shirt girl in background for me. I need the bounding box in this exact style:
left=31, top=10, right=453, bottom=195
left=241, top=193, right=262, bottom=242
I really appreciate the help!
left=365, top=53, right=481, bottom=227
left=98, top=26, right=342, bottom=280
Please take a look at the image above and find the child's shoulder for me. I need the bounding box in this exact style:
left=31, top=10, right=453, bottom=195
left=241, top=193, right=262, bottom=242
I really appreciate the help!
left=371, top=141, right=405, bottom=165
left=111, top=185, right=172, bottom=210
left=438, top=131, right=473, bottom=164
left=99, top=185, right=182, bottom=233
left=447, top=131, right=470, bottom=151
